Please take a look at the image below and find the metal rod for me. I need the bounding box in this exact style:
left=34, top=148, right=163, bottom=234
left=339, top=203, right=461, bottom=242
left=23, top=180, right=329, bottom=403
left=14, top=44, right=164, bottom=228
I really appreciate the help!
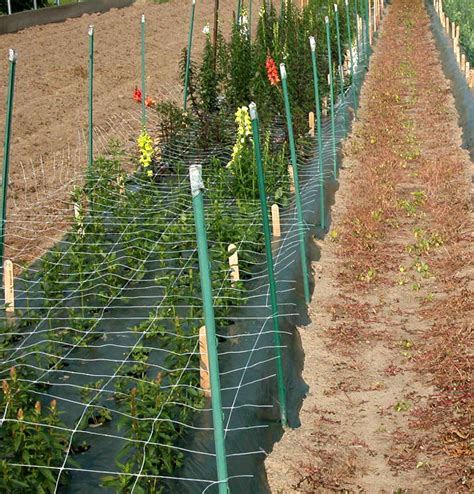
left=249, top=0, right=253, bottom=39
left=279, top=64, right=311, bottom=304
left=344, top=0, right=358, bottom=114
left=325, top=16, right=338, bottom=178
left=183, top=0, right=196, bottom=111
left=334, top=4, right=345, bottom=105
left=309, top=36, right=326, bottom=230
left=0, top=49, right=17, bottom=279
left=249, top=102, right=288, bottom=427
left=140, top=13, right=146, bottom=128
left=190, top=165, right=229, bottom=494
left=88, top=25, right=94, bottom=171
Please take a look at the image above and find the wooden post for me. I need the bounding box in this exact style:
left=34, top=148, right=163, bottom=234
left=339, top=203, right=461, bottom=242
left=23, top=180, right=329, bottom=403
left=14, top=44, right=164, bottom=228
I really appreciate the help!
left=199, top=326, right=211, bottom=397
left=288, top=165, right=295, bottom=193
left=465, top=61, right=470, bottom=82
left=461, top=53, right=466, bottom=73
left=4, top=259, right=14, bottom=315
left=308, top=111, right=315, bottom=137
left=228, top=243, right=240, bottom=283
left=271, top=204, right=281, bottom=238
left=469, top=69, right=474, bottom=89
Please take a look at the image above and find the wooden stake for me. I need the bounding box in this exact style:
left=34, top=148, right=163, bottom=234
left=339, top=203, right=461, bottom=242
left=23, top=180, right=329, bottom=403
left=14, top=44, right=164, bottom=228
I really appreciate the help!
left=199, top=326, right=211, bottom=397
left=4, top=259, right=14, bottom=315
left=288, top=164, right=295, bottom=193
left=322, top=96, right=328, bottom=117
left=271, top=204, right=281, bottom=238
left=469, top=69, right=474, bottom=89
left=461, top=53, right=466, bottom=73
left=308, top=111, right=315, bottom=137
left=228, top=243, right=240, bottom=283
left=465, top=61, right=470, bottom=82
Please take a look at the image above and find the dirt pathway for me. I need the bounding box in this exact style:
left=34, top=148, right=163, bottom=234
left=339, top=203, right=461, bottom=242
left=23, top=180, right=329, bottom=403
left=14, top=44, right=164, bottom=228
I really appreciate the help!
left=265, top=0, right=472, bottom=492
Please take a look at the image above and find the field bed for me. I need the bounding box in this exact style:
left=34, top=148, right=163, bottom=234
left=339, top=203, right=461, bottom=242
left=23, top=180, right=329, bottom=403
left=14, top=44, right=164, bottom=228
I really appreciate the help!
left=0, top=1, right=376, bottom=491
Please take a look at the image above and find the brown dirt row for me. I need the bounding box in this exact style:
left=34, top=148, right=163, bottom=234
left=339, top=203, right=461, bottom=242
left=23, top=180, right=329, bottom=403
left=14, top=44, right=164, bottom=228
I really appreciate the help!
left=0, top=0, right=246, bottom=266
left=265, top=0, right=472, bottom=492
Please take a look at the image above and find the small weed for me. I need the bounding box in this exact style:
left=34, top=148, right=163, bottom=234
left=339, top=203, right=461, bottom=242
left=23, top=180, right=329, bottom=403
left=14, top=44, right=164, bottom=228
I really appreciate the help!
left=412, top=282, right=422, bottom=291
left=359, top=267, right=377, bottom=282
left=394, top=400, right=411, bottom=412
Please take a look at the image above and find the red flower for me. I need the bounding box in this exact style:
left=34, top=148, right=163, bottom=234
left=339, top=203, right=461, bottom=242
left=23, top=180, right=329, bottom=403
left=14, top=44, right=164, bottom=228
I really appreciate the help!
left=265, top=57, right=280, bottom=86
left=133, top=86, right=142, bottom=103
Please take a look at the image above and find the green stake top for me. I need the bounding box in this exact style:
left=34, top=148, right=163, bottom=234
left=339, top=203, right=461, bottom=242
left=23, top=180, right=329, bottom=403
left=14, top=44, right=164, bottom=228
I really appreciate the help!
left=88, top=25, right=94, bottom=36
left=249, top=101, right=258, bottom=121
left=279, top=62, right=287, bottom=79
left=309, top=35, right=316, bottom=52
left=8, top=48, right=17, bottom=62
left=334, top=3, right=338, bottom=11
left=189, top=164, right=204, bottom=197
left=325, top=15, right=329, bottom=23
left=141, top=13, right=145, bottom=23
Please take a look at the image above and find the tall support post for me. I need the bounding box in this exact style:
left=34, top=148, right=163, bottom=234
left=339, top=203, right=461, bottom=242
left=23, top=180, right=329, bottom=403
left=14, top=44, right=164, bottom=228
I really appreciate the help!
left=334, top=4, right=345, bottom=106
left=213, top=0, right=220, bottom=71
left=344, top=0, right=358, bottom=114
left=309, top=36, right=326, bottom=230
left=236, top=0, right=241, bottom=23
left=183, top=0, right=196, bottom=111
left=140, top=14, right=147, bottom=128
left=249, top=102, right=288, bottom=427
left=189, top=165, right=229, bottom=494
left=248, top=0, right=253, bottom=39
left=279, top=64, right=311, bottom=304
left=0, top=49, right=17, bottom=279
left=325, top=17, right=338, bottom=178
left=87, top=25, right=94, bottom=171
left=364, top=0, right=371, bottom=62
left=7, top=0, right=11, bottom=15
left=354, top=0, right=361, bottom=69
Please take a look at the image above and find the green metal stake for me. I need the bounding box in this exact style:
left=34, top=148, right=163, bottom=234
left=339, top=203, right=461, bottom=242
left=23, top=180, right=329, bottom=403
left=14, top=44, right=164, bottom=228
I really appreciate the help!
left=87, top=25, right=94, bottom=171
left=325, top=16, right=337, bottom=178
left=309, top=36, right=326, bottom=231
left=236, top=0, right=241, bottom=23
left=183, top=0, right=196, bottom=112
left=140, top=13, right=146, bottom=128
left=364, top=0, right=371, bottom=63
left=0, top=49, right=17, bottom=277
left=334, top=4, right=345, bottom=106
left=279, top=63, right=310, bottom=305
left=248, top=0, right=253, bottom=39
left=249, top=102, right=287, bottom=427
left=344, top=0, right=358, bottom=114
left=189, top=164, right=229, bottom=494
left=354, top=0, right=361, bottom=71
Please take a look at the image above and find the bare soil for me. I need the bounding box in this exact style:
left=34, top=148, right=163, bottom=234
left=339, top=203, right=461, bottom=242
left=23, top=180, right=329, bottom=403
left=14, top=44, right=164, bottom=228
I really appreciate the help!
left=265, top=0, right=473, bottom=492
left=0, top=0, right=240, bottom=266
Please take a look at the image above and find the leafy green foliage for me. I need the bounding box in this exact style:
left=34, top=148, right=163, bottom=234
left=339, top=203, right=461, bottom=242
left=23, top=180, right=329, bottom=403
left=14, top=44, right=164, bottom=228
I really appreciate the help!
left=443, top=0, right=474, bottom=64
